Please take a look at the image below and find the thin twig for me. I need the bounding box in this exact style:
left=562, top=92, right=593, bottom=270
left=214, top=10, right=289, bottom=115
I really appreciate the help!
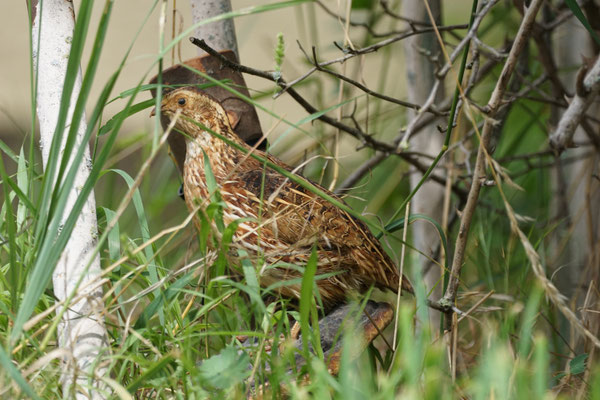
left=316, top=0, right=406, bottom=38
left=456, top=290, right=494, bottom=324
left=276, top=23, right=468, bottom=98
left=307, top=46, right=444, bottom=115
left=437, top=0, right=499, bottom=78
left=379, top=0, right=431, bottom=26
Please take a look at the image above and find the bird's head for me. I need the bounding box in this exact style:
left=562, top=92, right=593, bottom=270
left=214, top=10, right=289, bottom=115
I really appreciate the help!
left=152, top=87, right=239, bottom=141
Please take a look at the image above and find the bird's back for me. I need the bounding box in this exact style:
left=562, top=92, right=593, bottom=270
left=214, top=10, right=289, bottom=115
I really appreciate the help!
left=183, top=138, right=413, bottom=308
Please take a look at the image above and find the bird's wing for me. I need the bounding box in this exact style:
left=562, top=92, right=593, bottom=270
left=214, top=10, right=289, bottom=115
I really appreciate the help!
left=225, top=150, right=412, bottom=293
left=231, top=152, right=379, bottom=249
left=262, top=153, right=414, bottom=293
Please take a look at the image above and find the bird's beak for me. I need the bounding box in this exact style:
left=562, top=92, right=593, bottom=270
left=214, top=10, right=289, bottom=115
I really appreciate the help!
left=150, top=107, right=156, bottom=117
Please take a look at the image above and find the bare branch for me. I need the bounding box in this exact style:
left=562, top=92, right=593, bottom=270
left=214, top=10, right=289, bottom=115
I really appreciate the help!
left=550, top=54, right=600, bottom=153
left=276, top=23, right=468, bottom=97
left=437, top=0, right=499, bottom=77
left=190, top=37, right=419, bottom=154
left=306, top=46, right=444, bottom=116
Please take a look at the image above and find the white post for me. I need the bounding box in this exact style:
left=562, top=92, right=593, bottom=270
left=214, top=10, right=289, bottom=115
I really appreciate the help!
left=191, top=0, right=239, bottom=57
left=31, top=1, right=108, bottom=398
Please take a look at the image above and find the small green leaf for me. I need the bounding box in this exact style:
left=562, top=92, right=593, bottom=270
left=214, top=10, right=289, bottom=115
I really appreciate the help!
left=570, top=353, right=588, bottom=375
left=199, top=345, right=250, bottom=389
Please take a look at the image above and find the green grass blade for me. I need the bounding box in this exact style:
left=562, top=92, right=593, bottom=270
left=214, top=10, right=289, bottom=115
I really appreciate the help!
left=0, top=137, right=19, bottom=164
left=0, top=152, right=19, bottom=313
left=134, top=272, right=195, bottom=329
left=564, top=0, right=600, bottom=46
left=107, top=169, right=160, bottom=277
left=0, top=345, right=41, bottom=400
left=98, top=99, right=154, bottom=136
left=518, top=285, right=543, bottom=356
left=99, top=207, right=120, bottom=261
left=379, top=213, right=449, bottom=281
left=15, top=148, right=33, bottom=227
left=53, top=1, right=114, bottom=199
left=299, top=246, right=318, bottom=361
left=0, top=159, right=35, bottom=217
left=533, top=335, right=549, bottom=397
left=126, top=353, right=174, bottom=393
left=106, top=168, right=164, bottom=322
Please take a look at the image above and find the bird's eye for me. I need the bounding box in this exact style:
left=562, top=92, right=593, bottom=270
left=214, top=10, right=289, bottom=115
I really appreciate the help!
left=178, top=98, right=186, bottom=106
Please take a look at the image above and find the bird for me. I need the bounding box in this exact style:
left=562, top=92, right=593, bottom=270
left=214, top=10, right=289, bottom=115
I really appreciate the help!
left=154, top=86, right=413, bottom=310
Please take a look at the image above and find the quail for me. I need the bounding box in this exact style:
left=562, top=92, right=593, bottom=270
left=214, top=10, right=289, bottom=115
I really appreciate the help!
left=154, top=87, right=413, bottom=309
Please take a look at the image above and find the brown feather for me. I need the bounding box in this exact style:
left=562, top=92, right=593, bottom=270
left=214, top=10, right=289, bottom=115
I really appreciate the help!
left=158, top=87, right=413, bottom=309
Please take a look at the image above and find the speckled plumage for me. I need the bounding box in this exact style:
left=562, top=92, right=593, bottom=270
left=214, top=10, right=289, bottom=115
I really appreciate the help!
left=158, top=87, right=413, bottom=309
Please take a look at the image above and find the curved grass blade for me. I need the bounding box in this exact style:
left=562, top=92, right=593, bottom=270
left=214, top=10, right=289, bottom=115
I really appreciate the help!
left=99, top=99, right=154, bottom=136
left=98, top=207, right=120, bottom=261
left=378, top=213, right=449, bottom=272
left=126, top=353, right=174, bottom=393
